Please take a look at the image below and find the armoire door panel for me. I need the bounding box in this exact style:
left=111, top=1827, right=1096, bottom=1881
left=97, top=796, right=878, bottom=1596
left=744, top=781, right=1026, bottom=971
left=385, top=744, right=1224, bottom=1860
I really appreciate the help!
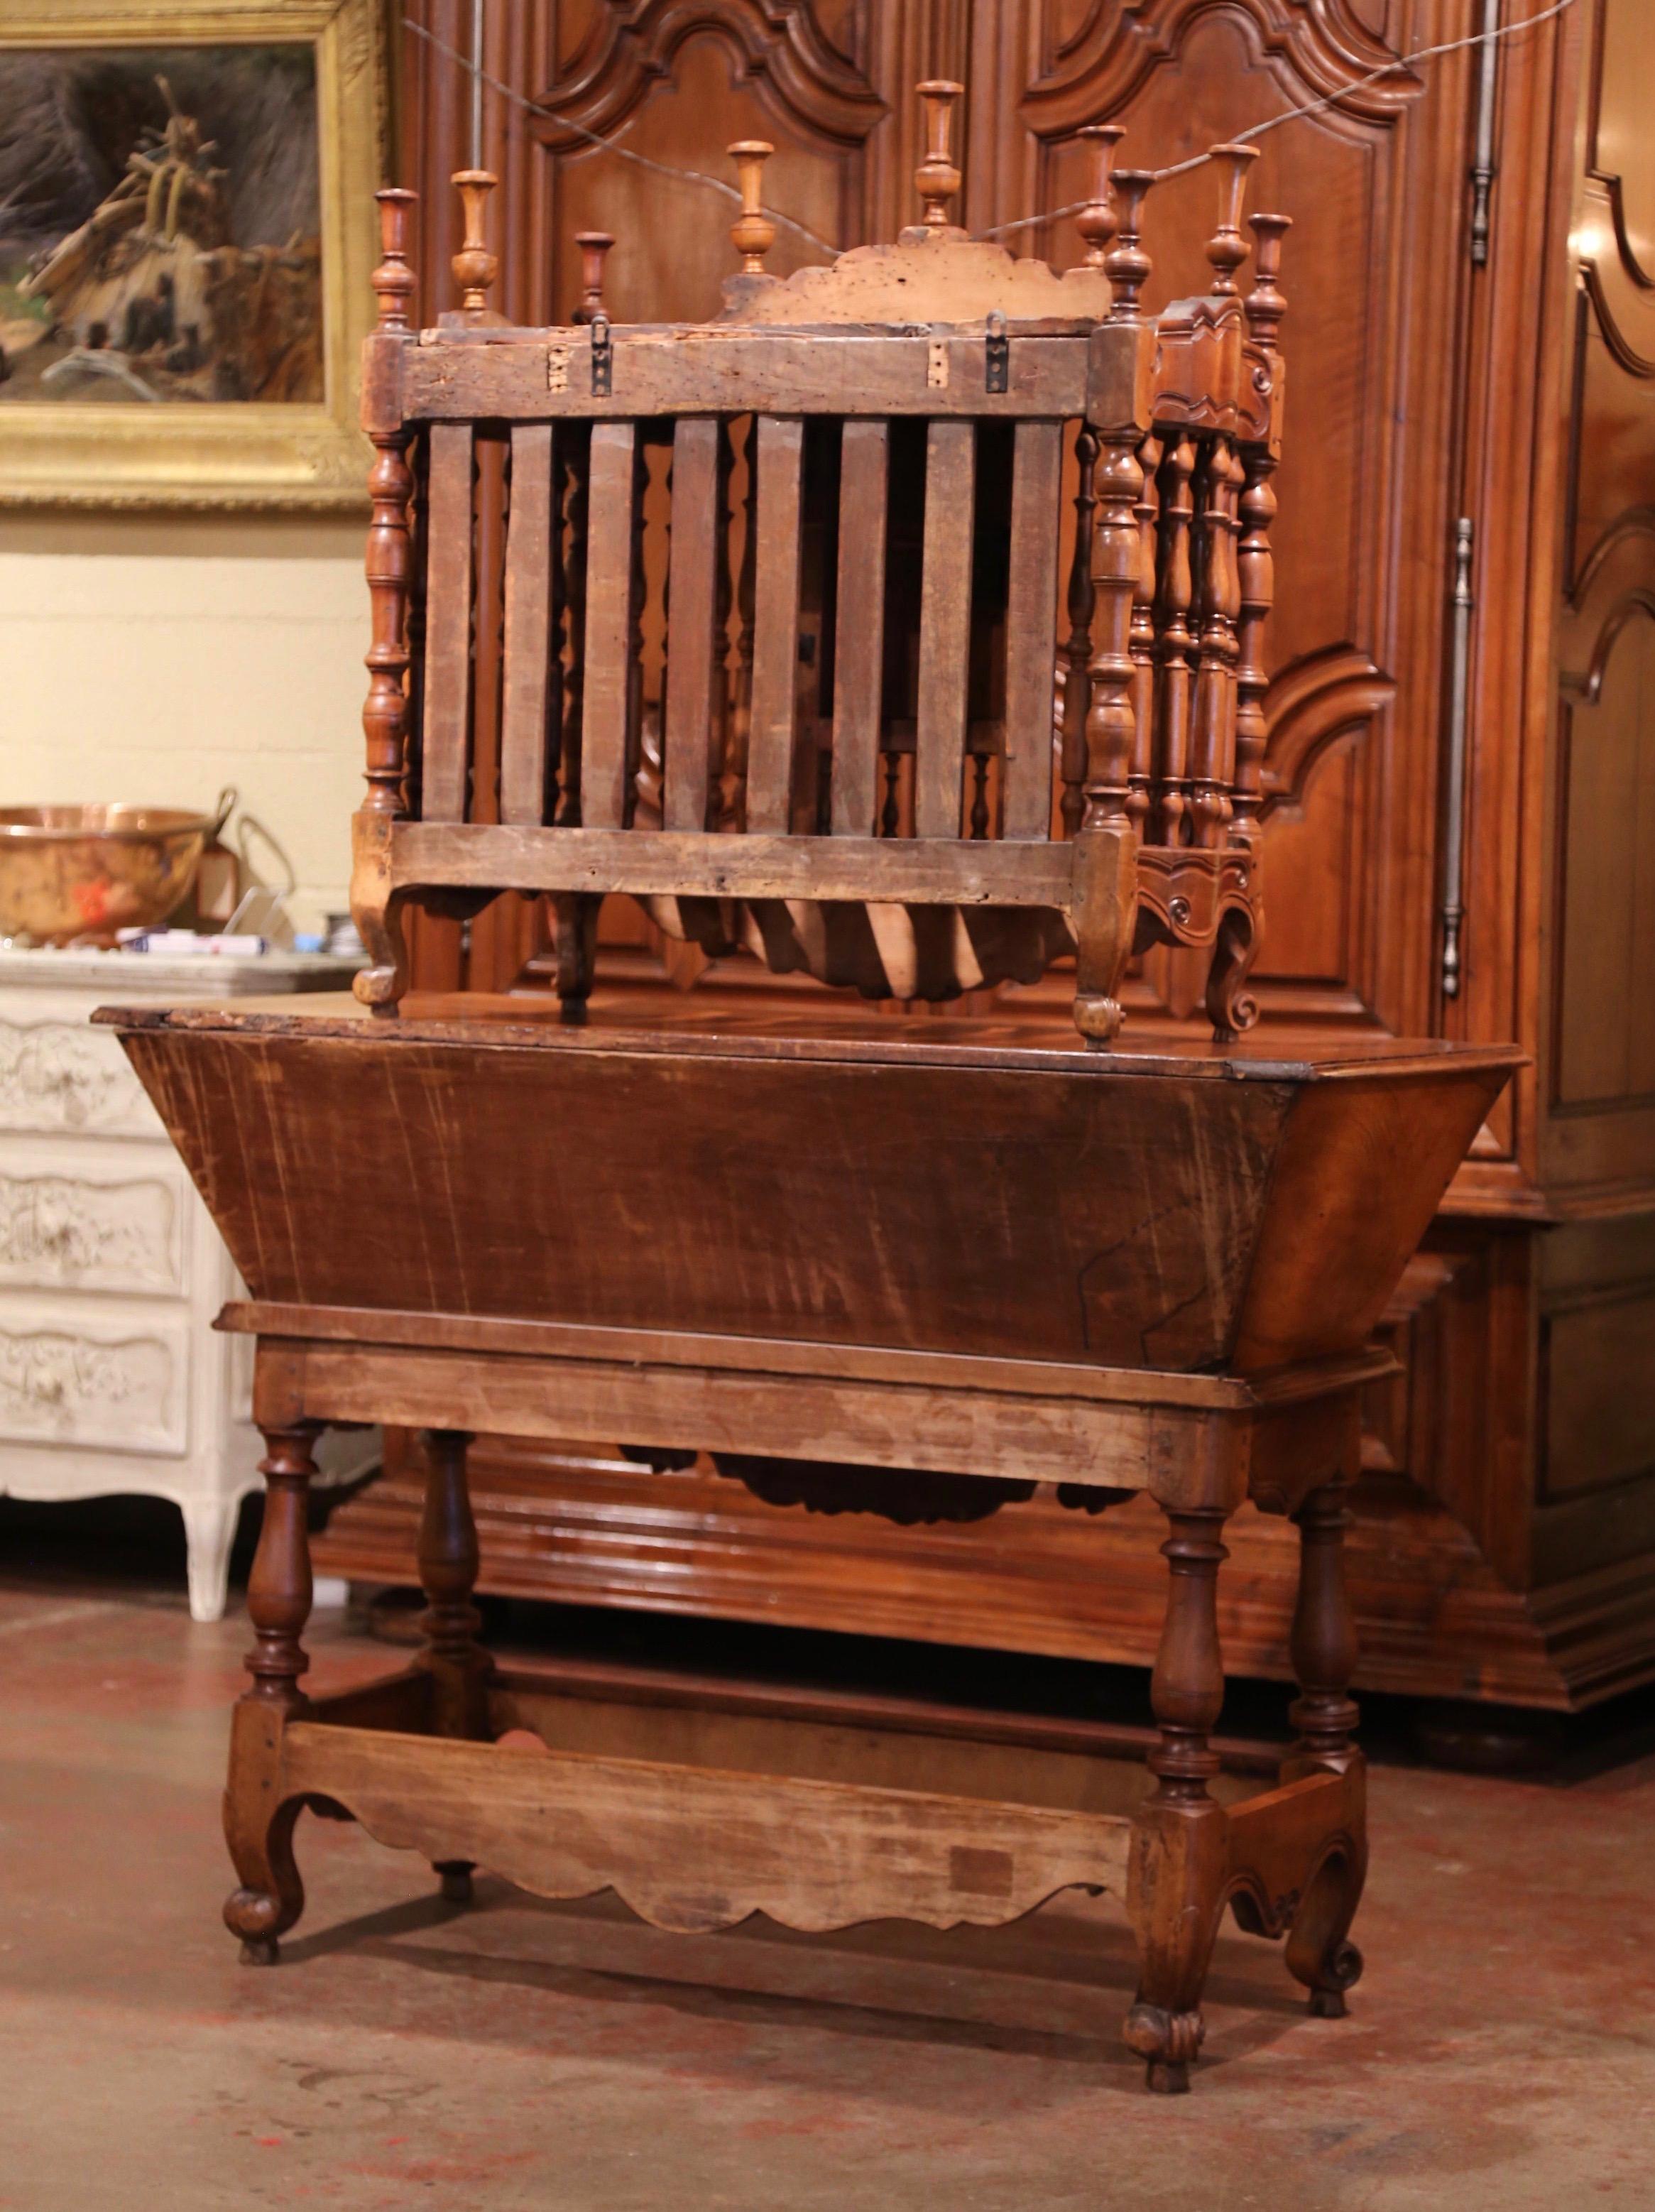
left=1004, top=0, right=1470, bottom=1035
left=532, top=30, right=872, bottom=327
left=1545, top=0, right=1655, bottom=1186
left=1554, top=604, right=1655, bottom=1111
left=1252, top=736, right=1363, bottom=994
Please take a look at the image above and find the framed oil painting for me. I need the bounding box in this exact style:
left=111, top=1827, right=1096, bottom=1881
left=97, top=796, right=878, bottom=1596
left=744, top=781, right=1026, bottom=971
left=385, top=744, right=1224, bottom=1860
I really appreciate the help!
left=0, top=0, right=391, bottom=506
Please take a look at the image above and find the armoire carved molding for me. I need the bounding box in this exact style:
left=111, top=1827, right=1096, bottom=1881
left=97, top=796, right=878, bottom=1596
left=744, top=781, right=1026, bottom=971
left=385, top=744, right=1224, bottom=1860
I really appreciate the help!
left=316, top=0, right=1655, bottom=1713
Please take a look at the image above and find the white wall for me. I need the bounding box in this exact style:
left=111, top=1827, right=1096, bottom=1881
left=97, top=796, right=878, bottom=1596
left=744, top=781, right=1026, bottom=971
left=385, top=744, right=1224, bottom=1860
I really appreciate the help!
left=0, top=513, right=367, bottom=936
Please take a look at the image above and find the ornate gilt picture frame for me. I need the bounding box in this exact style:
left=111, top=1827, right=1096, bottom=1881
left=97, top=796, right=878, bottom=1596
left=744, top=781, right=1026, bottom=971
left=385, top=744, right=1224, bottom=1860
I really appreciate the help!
left=0, top=0, right=390, bottom=508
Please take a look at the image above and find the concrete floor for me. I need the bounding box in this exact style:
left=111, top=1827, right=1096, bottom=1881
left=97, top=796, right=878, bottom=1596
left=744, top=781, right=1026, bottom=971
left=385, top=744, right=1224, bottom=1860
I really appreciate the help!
left=2, top=1562, right=1654, bottom=2211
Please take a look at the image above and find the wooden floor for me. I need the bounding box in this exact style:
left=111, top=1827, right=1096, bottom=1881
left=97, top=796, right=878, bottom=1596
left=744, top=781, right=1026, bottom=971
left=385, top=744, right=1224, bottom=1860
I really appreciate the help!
left=2, top=1513, right=1652, bottom=2209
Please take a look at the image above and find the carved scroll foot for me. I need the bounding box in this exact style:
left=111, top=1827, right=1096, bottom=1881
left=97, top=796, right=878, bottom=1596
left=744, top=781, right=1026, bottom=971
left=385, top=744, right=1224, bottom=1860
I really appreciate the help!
left=224, top=1423, right=318, bottom=1958
left=1070, top=827, right=1136, bottom=1049
left=1285, top=1844, right=1367, bottom=2019
left=1123, top=2003, right=1206, bottom=2096
left=351, top=810, right=410, bottom=1015
left=352, top=891, right=410, bottom=1015
left=1206, top=899, right=1261, bottom=1042
left=223, top=1778, right=305, bottom=1964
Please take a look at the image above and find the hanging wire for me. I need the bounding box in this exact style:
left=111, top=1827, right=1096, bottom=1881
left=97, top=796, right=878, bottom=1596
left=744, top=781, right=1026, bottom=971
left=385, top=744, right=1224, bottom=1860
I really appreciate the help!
left=405, top=0, right=1578, bottom=263
left=981, top=0, right=1580, bottom=240
left=402, top=16, right=841, bottom=260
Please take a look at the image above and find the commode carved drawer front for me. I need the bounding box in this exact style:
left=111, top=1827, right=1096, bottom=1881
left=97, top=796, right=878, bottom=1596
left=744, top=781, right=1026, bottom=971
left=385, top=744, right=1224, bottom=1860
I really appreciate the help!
left=0, top=1300, right=188, bottom=1456
left=0, top=1146, right=189, bottom=1297
left=0, top=996, right=160, bottom=1140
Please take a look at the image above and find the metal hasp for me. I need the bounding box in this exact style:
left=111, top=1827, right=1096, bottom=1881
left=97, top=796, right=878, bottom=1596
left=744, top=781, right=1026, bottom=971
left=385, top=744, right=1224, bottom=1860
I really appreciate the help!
left=985, top=310, right=1009, bottom=393
left=1441, top=516, right=1475, bottom=1001
left=589, top=311, right=612, bottom=396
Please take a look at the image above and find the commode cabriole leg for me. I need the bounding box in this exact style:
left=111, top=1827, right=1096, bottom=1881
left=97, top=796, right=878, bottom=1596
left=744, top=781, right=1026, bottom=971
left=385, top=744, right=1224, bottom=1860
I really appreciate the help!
left=418, top=1428, right=492, bottom=1902
left=224, top=1422, right=322, bottom=1965
left=1281, top=1450, right=1367, bottom=2017
left=1125, top=1500, right=1232, bottom=2094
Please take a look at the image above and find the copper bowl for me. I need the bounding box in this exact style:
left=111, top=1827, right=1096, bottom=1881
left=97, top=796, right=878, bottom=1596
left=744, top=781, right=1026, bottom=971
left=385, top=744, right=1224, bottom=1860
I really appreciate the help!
left=0, top=802, right=226, bottom=944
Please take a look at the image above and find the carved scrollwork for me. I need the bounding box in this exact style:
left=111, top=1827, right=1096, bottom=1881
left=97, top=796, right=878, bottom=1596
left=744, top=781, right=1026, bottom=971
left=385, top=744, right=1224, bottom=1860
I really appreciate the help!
left=1024, top=0, right=1419, bottom=135
left=1150, top=295, right=1245, bottom=435
left=0, top=1022, right=153, bottom=1136
left=1558, top=510, right=1655, bottom=691
left=0, top=1326, right=180, bottom=1451
left=1227, top=1877, right=1301, bottom=1938
left=712, top=1451, right=1037, bottom=1525
left=1257, top=642, right=1394, bottom=816
left=1132, top=844, right=1254, bottom=953
left=530, top=1, right=885, bottom=153
left=0, top=1173, right=180, bottom=1292
left=1054, top=1482, right=1140, bottom=1515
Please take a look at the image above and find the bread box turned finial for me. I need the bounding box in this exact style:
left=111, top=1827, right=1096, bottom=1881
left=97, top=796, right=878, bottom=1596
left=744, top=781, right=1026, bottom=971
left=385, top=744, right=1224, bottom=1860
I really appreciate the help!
left=728, top=141, right=777, bottom=274
left=450, top=168, right=498, bottom=316
left=370, top=187, right=417, bottom=331
left=1105, top=168, right=1154, bottom=318
left=1206, top=143, right=1260, bottom=297
left=1244, top=210, right=1291, bottom=350
left=1074, top=124, right=1124, bottom=269
left=571, top=231, right=614, bottom=323
left=912, top=80, right=964, bottom=234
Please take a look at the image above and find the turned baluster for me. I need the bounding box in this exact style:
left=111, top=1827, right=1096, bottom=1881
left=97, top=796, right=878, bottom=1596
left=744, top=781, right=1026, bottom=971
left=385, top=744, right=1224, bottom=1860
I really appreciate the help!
left=1233, top=212, right=1291, bottom=844
left=728, top=417, right=760, bottom=832
left=1280, top=1458, right=1367, bottom=2018
left=728, top=141, right=776, bottom=273
left=361, top=187, right=418, bottom=820
left=880, top=749, right=902, bottom=839
left=451, top=168, right=498, bottom=316
left=1082, top=433, right=1143, bottom=834
left=550, top=434, right=596, bottom=1013
left=242, top=1424, right=322, bottom=1709
left=970, top=751, right=991, bottom=839
left=1124, top=1503, right=1230, bottom=2093
left=712, top=421, right=740, bottom=829
left=1105, top=169, right=1158, bottom=839
left=1189, top=436, right=1243, bottom=846
left=555, top=439, right=589, bottom=830
left=1288, top=1478, right=1360, bottom=1777
left=1147, top=1510, right=1228, bottom=1801
left=1073, top=123, right=1124, bottom=269
left=1154, top=435, right=1197, bottom=844
left=1188, top=149, right=1257, bottom=846
left=571, top=229, right=613, bottom=323
left=1125, top=432, right=1162, bottom=841
left=626, top=439, right=650, bottom=824
left=912, top=80, right=965, bottom=233
left=419, top=1429, right=490, bottom=1726
left=416, top=1428, right=489, bottom=1902
left=1058, top=426, right=1098, bottom=837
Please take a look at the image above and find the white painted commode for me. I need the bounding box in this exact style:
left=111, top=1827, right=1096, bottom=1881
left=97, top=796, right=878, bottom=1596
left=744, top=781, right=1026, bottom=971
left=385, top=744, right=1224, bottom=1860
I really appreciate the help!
left=0, top=947, right=376, bottom=1618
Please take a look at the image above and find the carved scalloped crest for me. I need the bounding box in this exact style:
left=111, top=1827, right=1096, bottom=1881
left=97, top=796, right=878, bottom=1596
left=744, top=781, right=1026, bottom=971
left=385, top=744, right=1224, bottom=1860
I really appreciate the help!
left=280, top=1724, right=1132, bottom=1936
left=721, top=233, right=1115, bottom=330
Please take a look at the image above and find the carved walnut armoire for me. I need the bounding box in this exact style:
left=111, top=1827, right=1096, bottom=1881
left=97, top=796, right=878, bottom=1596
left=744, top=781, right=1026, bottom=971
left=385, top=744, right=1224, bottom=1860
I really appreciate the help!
left=314, top=0, right=1655, bottom=1714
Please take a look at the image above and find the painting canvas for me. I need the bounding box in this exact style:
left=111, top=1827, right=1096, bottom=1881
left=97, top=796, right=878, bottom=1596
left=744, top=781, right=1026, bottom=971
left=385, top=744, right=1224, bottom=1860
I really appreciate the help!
left=0, top=0, right=387, bottom=508
left=0, top=43, right=324, bottom=405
